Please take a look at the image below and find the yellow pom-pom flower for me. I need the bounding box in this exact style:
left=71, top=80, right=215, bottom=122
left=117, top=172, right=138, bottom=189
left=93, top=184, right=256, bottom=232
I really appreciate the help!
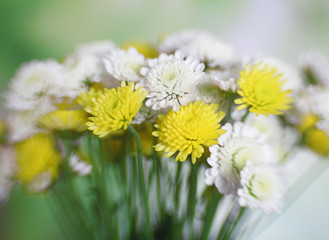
left=234, top=63, right=293, bottom=116
left=305, top=128, right=329, bottom=156
left=15, top=133, right=61, bottom=191
left=86, top=82, right=147, bottom=137
left=39, top=109, right=88, bottom=132
left=76, top=85, right=104, bottom=108
left=152, top=101, right=226, bottom=164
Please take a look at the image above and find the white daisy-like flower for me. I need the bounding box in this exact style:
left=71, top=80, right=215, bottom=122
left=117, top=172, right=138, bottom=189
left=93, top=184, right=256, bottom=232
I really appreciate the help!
left=140, top=51, right=205, bottom=111
left=245, top=114, right=300, bottom=162
left=69, top=154, right=92, bottom=176
left=205, top=122, right=274, bottom=195
left=245, top=114, right=282, bottom=142
left=309, top=87, right=329, bottom=135
left=293, top=85, right=319, bottom=115
left=293, top=86, right=329, bottom=135
left=158, top=29, right=200, bottom=53
left=159, top=30, right=235, bottom=67
left=207, top=62, right=242, bottom=92
left=63, top=41, right=119, bottom=97
left=238, top=161, right=284, bottom=214
left=5, top=60, right=67, bottom=111
left=6, top=100, right=55, bottom=143
left=300, top=50, right=329, bottom=88
left=180, top=32, right=235, bottom=67
left=132, top=104, right=167, bottom=125
left=104, top=47, right=145, bottom=82
left=0, top=146, right=15, bottom=204
left=195, top=80, right=228, bottom=111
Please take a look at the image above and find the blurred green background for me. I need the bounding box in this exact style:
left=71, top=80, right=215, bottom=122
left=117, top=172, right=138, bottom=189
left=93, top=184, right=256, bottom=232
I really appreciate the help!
left=1, top=0, right=329, bottom=239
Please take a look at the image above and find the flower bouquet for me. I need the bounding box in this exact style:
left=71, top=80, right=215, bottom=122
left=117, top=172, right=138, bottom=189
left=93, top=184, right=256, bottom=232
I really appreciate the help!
left=0, top=30, right=328, bottom=239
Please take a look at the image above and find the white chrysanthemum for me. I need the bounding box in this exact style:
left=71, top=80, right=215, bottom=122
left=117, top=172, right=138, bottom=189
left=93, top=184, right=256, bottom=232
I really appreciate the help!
left=0, top=146, right=15, bottom=204
left=253, top=56, right=304, bottom=91
left=69, top=154, right=92, bottom=176
left=274, top=126, right=300, bottom=162
left=238, top=161, right=284, bottom=214
left=5, top=60, right=67, bottom=111
left=140, top=51, right=205, bottom=111
left=245, top=114, right=282, bottom=142
left=208, top=63, right=242, bottom=92
left=195, top=81, right=228, bottom=111
left=310, top=87, right=329, bottom=135
left=132, top=104, right=167, bottom=125
left=245, top=114, right=300, bottom=162
left=63, top=41, right=119, bottom=97
left=159, top=30, right=235, bottom=67
left=300, top=50, right=329, bottom=88
left=293, top=86, right=329, bottom=134
left=180, top=32, right=235, bottom=67
left=158, top=29, right=200, bottom=53
left=205, top=122, right=274, bottom=195
left=293, top=86, right=319, bottom=115
left=6, top=101, right=55, bottom=143
left=104, top=47, right=145, bottom=82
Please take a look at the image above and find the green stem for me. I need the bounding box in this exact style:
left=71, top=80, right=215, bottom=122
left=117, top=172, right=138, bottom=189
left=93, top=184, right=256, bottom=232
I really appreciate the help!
left=224, top=207, right=246, bottom=240
left=200, top=190, right=223, bottom=240
left=127, top=124, right=152, bottom=237
left=241, top=110, right=250, bottom=122
left=187, top=162, right=198, bottom=239
left=174, top=162, right=183, bottom=219
left=224, top=98, right=233, bottom=123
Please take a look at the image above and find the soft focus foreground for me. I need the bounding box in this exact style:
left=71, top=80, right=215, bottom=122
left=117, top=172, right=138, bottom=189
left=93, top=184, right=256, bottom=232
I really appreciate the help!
left=1, top=1, right=329, bottom=240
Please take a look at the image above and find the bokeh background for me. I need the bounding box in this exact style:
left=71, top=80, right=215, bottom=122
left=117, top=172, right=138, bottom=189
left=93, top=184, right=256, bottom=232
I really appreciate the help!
left=0, top=0, right=329, bottom=239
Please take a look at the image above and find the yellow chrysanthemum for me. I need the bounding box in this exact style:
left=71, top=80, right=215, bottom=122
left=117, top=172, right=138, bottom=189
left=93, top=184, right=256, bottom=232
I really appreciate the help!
left=39, top=109, right=88, bottom=132
left=76, top=85, right=105, bottom=108
left=86, top=82, right=147, bottom=137
left=15, top=133, right=61, bottom=188
left=298, top=114, right=319, bottom=132
left=305, top=128, right=329, bottom=156
left=152, top=101, right=226, bottom=164
left=235, top=63, right=293, bottom=116
left=121, top=41, right=158, bottom=59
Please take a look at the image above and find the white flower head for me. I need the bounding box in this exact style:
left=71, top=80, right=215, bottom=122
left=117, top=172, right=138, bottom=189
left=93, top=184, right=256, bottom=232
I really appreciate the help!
left=158, top=29, right=201, bottom=53
left=310, top=87, right=329, bottom=135
left=195, top=80, right=228, bottom=111
left=69, top=154, right=92, bottom=176
left=294, top=86, right=329, bottom=135
left=238, top=161, right=284, bottom=214
left=299, top=50, right=329, bottom=88
left=6, top=100, right=55, bottom=143
left=132, top=104, right=167, bottom=125
left=140, top=51, right=205, bottom=111
left=180, top=32, right=235, bottom=67
left=245, top=114, right=282, bottom=142
left=205, top=122, right=274, bottom=195
left=63, top=41, right=118, bottom=97
left=5, top=60, right=68, bottom=111
left=104, top=47, right=145, bottom=82
left=208, top=62, right=243, bottom=92
left=159, top=30, right=235, bottom=67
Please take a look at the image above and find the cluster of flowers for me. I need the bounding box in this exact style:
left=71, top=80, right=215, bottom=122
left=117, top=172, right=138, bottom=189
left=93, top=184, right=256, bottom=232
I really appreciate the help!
left=0, top=30, right=329, bottom=226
